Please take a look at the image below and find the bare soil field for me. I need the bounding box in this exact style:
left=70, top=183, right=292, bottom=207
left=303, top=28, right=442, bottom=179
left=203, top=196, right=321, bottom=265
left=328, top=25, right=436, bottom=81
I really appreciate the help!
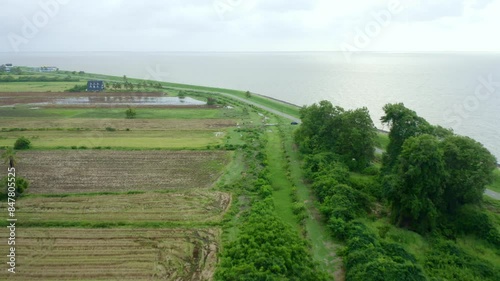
left=0, top=228, right=220, bottom=280
left=0, top=117, right=235, bottom=130
left=1, top=150, right=229, bottom=194
left=17, top=191, right=231, bottom=224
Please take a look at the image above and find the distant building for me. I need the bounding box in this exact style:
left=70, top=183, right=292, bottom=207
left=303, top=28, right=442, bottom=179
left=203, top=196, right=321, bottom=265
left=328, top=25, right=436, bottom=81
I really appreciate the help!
left=2, top=63, right=13, bottom=72
left=87, top=80, right=105, bottom=92
left=40, top=66, right=58, bottom=72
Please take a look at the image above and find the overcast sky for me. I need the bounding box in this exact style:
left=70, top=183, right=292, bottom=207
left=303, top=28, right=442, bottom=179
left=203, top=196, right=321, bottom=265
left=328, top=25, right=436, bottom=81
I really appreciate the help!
left=1, top=0, right=499, bottom=53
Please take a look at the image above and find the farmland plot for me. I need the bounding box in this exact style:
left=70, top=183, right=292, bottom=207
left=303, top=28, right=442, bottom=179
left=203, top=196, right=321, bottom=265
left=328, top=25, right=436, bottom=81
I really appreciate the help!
left=2, top=150, right=229, bottom=194
left=0, top=130, right=224, bottom=149
left=0, top=117, right=235, bottom=131
left=16, top=191, right=231, bottom=225
left=0, top=228, right=220, bottom=281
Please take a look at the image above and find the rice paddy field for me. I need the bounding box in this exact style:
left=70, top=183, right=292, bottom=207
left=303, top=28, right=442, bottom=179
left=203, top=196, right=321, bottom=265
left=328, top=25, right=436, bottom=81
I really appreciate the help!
left=0, top=89, right=241, bottom=280
left=0, top=150, right=229, bottom=194
left=0, top=228, right=221, bottom=280
left=14, top=191, right=231, bottom=225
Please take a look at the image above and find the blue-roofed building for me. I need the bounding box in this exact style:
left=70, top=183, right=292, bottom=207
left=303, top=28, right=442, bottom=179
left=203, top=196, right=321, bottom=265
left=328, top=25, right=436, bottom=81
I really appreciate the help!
left=87, top=80, right=105, bottom=92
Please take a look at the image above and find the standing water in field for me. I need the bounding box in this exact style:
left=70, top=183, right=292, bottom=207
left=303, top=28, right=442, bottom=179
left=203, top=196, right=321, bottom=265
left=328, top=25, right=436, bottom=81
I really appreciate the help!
left=52, top=96, right=206, bottom=106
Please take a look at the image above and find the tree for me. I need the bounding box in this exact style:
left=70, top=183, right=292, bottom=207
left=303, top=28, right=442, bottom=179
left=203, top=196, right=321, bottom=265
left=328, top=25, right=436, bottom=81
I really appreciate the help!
left=1, top=148, right=17, bottom=168
left=178, top=90, right=186, bottom=99
left=384, top=134, right=446, bottom=232
left=335, top=107, right=377, bottom=170
left=11, top=67, right=22, bottom=75
left=294, top=101, right=376, bottom=170
left=2, top=176, right=29, bottom=195
left=207, top=97, right=216, bottom=105
left=245, top=90, right=251, bottom=98
left=381, top=104, right=497, bottom=234
left=14, top=137, right=31, bottom=150
left=380, top=103, right=434, bottom=173
left=295, top=100, right=344, bottom=154
left=125, top=107, right=136, bottom=119
left=440, top=135, right=497, bottom=213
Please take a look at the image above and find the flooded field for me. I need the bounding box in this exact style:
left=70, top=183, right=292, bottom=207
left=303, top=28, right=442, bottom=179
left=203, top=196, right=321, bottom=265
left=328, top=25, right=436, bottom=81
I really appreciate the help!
left=0, top=92, right=206, bottom=107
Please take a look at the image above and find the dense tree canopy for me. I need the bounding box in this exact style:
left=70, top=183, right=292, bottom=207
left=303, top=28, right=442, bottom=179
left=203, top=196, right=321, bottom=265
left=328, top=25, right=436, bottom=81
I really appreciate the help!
left=440, top=135, right=497, bottom=212
left=295, top=100, right=376, bottom=170
left=380, top=103, right=434, bottom=172
left=384, top=134, right=446, bottom=232
left=381, top=103, right=497, bottom=232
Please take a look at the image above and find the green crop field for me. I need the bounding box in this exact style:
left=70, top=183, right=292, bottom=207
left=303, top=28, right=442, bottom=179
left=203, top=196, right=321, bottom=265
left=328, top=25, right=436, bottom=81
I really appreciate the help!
left=0, top=82, right=79, bottom=92
left=0, top=106, right=228, bottom=119
left=0, top=129, right=224, bottom=149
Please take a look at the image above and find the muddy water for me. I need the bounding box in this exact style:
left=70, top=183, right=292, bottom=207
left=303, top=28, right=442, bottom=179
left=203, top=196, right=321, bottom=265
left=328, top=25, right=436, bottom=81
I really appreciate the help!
left=52, top=96, right=205, bottom=106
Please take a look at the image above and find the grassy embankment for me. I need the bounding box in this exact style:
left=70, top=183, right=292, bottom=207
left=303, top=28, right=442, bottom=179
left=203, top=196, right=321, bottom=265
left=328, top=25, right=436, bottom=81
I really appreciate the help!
left=488, top=169, right=500, bottom=193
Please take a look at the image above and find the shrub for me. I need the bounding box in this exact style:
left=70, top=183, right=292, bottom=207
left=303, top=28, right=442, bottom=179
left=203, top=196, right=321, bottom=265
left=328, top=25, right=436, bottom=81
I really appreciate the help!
left=290, top=187, right=299, bottom=202
left=320, top=184, right=371, bottom=221
left=2, top=176, right=29, bottom=195
left=362, top=165, right=380, bottom=176
left=425, top=239, right=500, bottom=281
left=349, top=174, right=382, bottom=199
left=292, top=202, right=306, bottom=215
left=450, top=205, right=500, bottom=247
left=125, top=107, right=136, bottom=119
left=105, top=127, right=116, bottom=132
left=258, top=185, right=272, bottom=199
left=14, top=136, right=31, bottom=150
left=327, top=216, right=348, bottom=240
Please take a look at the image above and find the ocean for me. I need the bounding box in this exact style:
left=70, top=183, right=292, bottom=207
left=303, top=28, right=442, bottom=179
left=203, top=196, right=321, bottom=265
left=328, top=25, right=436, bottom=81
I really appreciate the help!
left=1, top=52, right=499, bottom=160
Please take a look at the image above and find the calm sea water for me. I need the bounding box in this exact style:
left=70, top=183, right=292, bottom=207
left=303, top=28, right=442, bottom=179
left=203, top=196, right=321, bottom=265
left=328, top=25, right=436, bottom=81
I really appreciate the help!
left=1, top=52, right=499, bottom=160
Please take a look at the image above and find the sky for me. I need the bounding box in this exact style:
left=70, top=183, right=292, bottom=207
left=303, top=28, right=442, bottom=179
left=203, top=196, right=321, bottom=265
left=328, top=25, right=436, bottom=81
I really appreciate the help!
left=1, top=0, right=499, bottom=53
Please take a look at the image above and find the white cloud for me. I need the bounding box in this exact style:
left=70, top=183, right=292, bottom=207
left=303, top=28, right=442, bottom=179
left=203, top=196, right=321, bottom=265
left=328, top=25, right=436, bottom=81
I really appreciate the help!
left=0, top=0, right=499, bottom=52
